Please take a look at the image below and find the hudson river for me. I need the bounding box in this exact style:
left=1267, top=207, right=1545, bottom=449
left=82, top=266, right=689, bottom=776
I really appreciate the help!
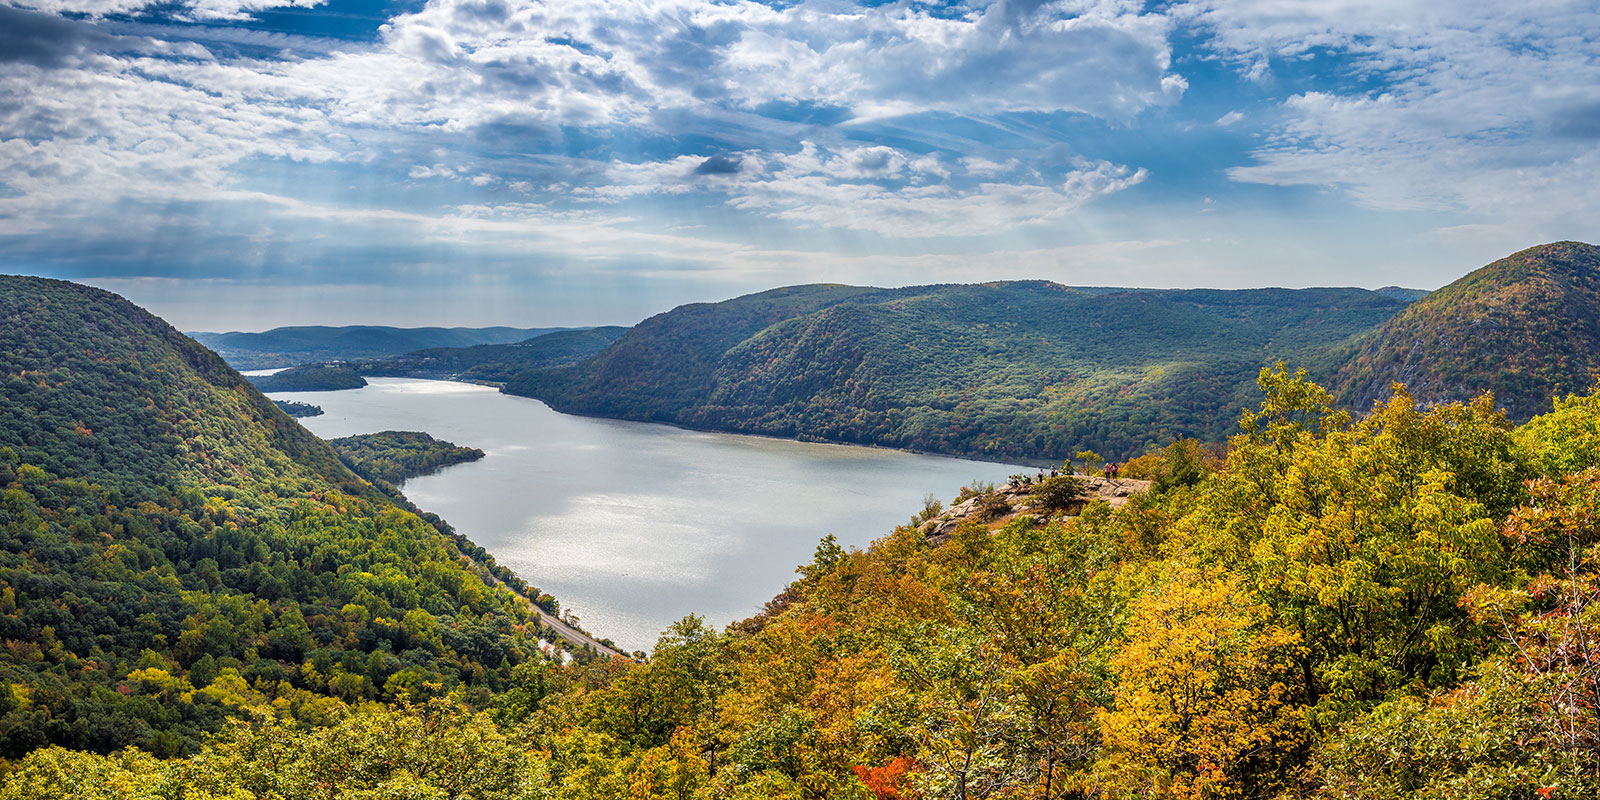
left=271, top=378, right=1023, bottom=651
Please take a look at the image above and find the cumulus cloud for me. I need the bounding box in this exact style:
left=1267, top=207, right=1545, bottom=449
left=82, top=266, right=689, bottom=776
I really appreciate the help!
left=588, top=143, right=1147, bottom=237
left=0, top=0, right=1187, bottom=272
left=0, top=6, right=122, bottom=67
left=374, top=0, right=1185, bottom=124
left=11, top=0, right=324, bottom=21
left=1184, top=0, right=1600, bottom=238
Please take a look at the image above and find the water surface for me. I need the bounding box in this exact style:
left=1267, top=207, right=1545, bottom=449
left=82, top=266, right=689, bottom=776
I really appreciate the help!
left=273, top=379, right=1022, bottom=651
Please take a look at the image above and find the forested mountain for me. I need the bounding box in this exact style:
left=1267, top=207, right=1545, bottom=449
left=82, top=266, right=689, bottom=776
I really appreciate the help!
left=353, top=325, right=628, bottom=383
left=7, top=271, right=1600, bottom=797
left=506, top=282, right=1410, bottom=462
left=189, top=325, right=579, bottom=370
left=10, top=362, right=1600, bottom=799
left=245, top=326, right=629, bottom=392
left=0, top=276, right=576, bottom=759
left=1335, top=241, right=1600, bottom=419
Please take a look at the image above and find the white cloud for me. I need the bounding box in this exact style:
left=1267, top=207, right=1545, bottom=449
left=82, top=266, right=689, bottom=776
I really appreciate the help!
left=378, top=0, right=1186, bottom=123
left=12, top=0, right=324, bottom=21
left=1184, top=0, right=1600, bottom=241
left=0, top=0, right=1183, bottom=260
left=1215, top=110, right=1243, bottom=126
left=588, top=143, right=1147, bottom=237
left=960, top=156, right=1020, bottom=177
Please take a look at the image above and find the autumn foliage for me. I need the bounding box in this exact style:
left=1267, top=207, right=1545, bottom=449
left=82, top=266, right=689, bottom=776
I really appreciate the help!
left=854, top=756, right=920, bottom=799
left=11, top=365, right=1600, bottom=799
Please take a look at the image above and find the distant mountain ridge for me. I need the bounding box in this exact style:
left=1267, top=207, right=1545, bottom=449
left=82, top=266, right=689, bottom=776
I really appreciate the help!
left=485, top=244, right=1590, bottom=461
left=190, top=325, right=584, bottom=370
left=354, top=326, right=629, bottom=383
left=504, top=281, right=1412, bottom=462
left=245, top=327, right=630, bottom=392
left=237, top=242, right=1594, bottom=465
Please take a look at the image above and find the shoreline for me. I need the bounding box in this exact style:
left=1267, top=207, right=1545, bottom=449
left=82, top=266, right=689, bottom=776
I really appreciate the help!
left=263, top=374, right=1029, bottom=652
left=282, top=371, right=1057, bottom=469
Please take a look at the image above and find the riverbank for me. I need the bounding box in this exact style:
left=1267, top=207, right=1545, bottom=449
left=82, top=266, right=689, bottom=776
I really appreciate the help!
left=268, top=377, right=1025, bottom=651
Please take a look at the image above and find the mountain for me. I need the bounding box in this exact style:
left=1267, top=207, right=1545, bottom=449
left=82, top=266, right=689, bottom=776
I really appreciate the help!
left=188, top=325, right=582, bottom=370
left=353, top=326, right=628, bottom=383
left=12, top=363, right=1600, bottom=798
left=1334, top=241, right=1600, bottom=419
left=0, top=276, right=582, bottom=758
left=1374, top=286, right=1432, bottom=302
left=9, top=269, right=1600, bottom=797
left=243, top=327, right=629, bottom=393
left=505, top=282, right=1412, bottom=462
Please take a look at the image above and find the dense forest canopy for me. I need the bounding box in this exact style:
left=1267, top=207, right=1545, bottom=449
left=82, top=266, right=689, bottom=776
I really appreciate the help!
left=247, top=364, right=368, bottom=392
left=0, top=276, right=586, bottom=761
left=1334, top=241, right=1600, bottom=419
left=504, top=281, right=1411, bottom=462
left=8, top=361, right=1600, bottom=799
left=327, top=431, right=485, bottom=486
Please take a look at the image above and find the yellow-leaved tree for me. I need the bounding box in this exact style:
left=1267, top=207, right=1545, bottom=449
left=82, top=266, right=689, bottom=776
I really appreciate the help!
left=1097, top=567, right=1304, bottom=799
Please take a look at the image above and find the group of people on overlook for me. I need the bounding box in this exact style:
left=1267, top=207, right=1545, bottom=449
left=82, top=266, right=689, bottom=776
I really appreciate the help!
left=1007, top=461, right=1120, bottom=491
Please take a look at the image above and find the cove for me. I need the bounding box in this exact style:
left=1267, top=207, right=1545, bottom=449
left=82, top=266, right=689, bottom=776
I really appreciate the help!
left=271, top=378, right=1024, bottom=651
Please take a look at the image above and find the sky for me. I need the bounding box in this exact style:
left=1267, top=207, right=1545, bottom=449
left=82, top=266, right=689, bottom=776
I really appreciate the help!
left=1, top=0, right=1598, bottom=331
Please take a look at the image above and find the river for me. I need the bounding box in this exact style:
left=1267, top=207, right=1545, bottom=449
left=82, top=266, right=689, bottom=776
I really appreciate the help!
left=269, top=378, right=1024, bottom=651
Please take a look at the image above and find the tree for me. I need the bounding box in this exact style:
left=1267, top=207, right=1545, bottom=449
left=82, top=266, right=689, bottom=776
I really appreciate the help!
left=1098, top=569, right=1304, bottom=799
left=1029, top=475, right=1085, bottom=517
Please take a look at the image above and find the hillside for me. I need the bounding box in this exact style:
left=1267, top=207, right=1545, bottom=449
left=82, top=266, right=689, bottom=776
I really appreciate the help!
left=0, top=276, right=580, bottom=758
left=10, top=367, right=1600, bottom=798
left=1335, top=241, right=1600, bottom=419
left=354, top=325, right=628, bottom=383
left=328, top=431, right=484, bottom=486
left=506, top=282, right=1410, bottom=462
left=189, top=325, right=578, bottom=370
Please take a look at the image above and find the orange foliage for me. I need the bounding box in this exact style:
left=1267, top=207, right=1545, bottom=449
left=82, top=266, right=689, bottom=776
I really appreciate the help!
left=852, top=756, right=920, bottom=800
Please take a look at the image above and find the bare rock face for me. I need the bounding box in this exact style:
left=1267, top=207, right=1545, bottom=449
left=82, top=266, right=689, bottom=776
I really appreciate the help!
left=920, top=475, right=1152, bottom=541
left=1076, top=476, right=1149, bottom=507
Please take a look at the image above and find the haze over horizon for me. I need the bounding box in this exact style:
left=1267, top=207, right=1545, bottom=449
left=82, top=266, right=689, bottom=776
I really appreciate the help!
left=3, top=0, right=1597, bottom=330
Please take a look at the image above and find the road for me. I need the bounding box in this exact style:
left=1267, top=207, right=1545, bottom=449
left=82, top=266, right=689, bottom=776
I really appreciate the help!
left=477, top=566, right=629, bottom=660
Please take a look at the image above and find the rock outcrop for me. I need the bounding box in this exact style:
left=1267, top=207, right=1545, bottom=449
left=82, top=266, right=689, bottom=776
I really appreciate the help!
left=920, top=476, right=1152, bottom=541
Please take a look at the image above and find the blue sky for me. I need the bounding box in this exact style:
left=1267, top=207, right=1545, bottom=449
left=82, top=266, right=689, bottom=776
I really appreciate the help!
left=1, top=0, right=1597, bottom=330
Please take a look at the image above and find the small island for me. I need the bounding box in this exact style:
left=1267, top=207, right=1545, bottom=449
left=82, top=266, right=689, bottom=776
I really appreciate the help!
left=272, top=399, right=324, bottom=417
left=327, top=430, right=485, bottom=485
left=249, top=363, right=367, bottom=392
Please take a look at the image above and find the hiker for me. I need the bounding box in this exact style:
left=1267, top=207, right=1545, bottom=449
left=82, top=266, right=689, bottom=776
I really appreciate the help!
left=1106, top=462, right=1119, bottom=480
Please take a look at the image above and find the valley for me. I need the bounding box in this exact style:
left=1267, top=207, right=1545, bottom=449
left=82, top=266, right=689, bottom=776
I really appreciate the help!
left=271, top=377, right=1023, bottom=651
left=4, top=241, right=1600, bottom=797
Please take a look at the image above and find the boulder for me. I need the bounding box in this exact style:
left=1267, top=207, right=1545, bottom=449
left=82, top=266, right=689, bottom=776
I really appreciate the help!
left=920, top=475, right=1152, bottom=542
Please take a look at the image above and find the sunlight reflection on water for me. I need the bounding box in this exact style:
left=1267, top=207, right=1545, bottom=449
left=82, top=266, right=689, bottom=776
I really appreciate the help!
left=274, top=378, right=1024, bottom=651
